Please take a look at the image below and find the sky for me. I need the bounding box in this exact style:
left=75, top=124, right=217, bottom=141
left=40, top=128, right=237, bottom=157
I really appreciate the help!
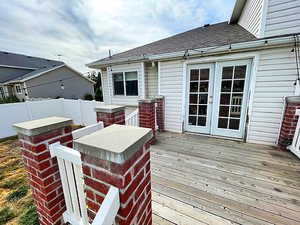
left=0, top=0, right=235, bottom=73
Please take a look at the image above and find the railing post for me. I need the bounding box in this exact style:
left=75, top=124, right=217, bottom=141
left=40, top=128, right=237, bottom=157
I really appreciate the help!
left=278, top=96, right=300, bottom=150
left=155, top=96, right=165, bottom=131
left=74, top=124, right=153, bottom=225
left=95, top=105, right=125, bottom=127
left=13, top=117, right=73, bottom=225
left=138, top=99, right=156, bottom=144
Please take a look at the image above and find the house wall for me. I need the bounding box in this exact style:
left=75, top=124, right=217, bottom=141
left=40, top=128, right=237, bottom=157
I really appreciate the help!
left=25, top=66, right=94, bottom=99
left=247, top=47, right=297, bottom=145
left=159, top=60, right=185, bottom=133
left=264, top=0, right=300, bottom=37
left=238, top=0, right=264, bottom=37
left=145, top=63, right=158, bottom=98
left=101, top=70, right=110, bottom=104
left=0, top=66, right=33, bottom=83
left=105, top=62, right=143, bottom=106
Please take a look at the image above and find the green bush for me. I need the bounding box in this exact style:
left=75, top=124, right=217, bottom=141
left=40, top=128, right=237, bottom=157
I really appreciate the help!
left=83, top=93, right=94, bottom=101
left=95, top=88, right=103, bottom=101
left=0, top=96, right=20, bottom=104
left=18, top=205, right=39, bottom=225
left=0, top=178, right=25, bottom=189
left=6, top=186, right=28, bottom=202
left=0, top=207, right=15, bottom=224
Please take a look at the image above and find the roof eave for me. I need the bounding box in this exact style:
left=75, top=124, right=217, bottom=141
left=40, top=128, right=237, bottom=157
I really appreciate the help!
left=229, top=0, right=247, bottom=24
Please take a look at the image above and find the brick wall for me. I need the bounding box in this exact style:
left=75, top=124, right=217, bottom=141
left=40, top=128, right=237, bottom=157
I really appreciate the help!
left=139, top=99, right=156, bottom=144
left=95, top=105, right=125, bottom=127
left=14, top=117, right=73, bottom=225
left=278, top=97, right=300, bottom=150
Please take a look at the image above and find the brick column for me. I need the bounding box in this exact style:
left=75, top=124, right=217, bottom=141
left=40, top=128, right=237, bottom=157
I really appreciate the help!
left=278, top=96, right=300, bottom=150
left=139, top=99, right=156, bottom=144
left=155, top=96, right=165, bottom=131
left=74, top=124, right=153, bottom=225
left=13, top=117, right=73, bottom=225
left=95, top=105, right=125, bottom=127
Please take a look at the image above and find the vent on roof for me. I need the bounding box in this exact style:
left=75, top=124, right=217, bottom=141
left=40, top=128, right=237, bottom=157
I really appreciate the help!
left=204, top=24, right=210, bottom=27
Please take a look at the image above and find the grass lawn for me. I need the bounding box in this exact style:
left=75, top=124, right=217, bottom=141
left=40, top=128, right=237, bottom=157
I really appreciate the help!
left=0, top=137, right=38, bottom=225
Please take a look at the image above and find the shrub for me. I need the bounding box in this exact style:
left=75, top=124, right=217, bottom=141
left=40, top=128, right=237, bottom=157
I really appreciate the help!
left=0, top=96, right=20, bottom=104
left=0, top=177, right=25, bottom=189
left=6, top=186, right=28, bottom=201
left=83, top=93, right=94, bottom=101
left=0, top=207, right=15, bottom=224
left=95, top=87, right=103, bottom=101
left=18, top=205, right=39, bottom=225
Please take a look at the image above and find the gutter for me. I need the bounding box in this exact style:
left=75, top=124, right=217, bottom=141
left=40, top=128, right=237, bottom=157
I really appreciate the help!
left=88, top=35, right=296, bottom=68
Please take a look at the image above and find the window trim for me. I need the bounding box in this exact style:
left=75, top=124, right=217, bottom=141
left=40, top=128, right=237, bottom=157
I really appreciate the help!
left=15, top=84, right=22, bottom=94
left=112, top=71, right=138, bottom=97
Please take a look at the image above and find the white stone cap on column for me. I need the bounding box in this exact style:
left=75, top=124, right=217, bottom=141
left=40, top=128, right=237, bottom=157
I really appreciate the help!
left=13, top=117, right=73, bottom=136
left=74, top=124, right=153, bottom=164
left=138, top=98, right=155, bottom=104
left=94, top=105, right=125, bottom=113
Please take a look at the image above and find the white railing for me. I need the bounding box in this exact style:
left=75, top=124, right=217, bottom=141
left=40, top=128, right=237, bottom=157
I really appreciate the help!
left=49, top=143, right=89, bottom=225
left=288, top=109, right=300, bottom=159
left=72, top=122, right=104, bottom=140
left=92, top=186, right=120, bottom=225
left=125, top=109, right=139, bottom=127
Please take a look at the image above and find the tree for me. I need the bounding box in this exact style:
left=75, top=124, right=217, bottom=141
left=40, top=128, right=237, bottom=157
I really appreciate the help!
left=88, top=71, right=103, bottom=101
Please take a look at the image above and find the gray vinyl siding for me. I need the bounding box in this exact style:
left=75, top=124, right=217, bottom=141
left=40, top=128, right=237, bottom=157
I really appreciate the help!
left=25, top=66, right=94, bottom=99
left=106, top=63, right=143, bottom=106
left=247, top=47, right=297, bottom=145
left=159, top=60, right=184, bottom=133
left=238, top=0, right=264, bottom=37
left=264, top=0, right=300, bottom=37
left=145, top=64, right=158, bottom=98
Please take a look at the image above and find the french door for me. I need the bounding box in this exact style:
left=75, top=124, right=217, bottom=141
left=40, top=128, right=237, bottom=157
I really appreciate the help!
left=185, top=60, right=252, bottom=139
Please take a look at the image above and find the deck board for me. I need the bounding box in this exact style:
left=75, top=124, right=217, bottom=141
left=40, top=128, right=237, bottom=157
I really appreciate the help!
left=151, top=132, right=300, bottom=225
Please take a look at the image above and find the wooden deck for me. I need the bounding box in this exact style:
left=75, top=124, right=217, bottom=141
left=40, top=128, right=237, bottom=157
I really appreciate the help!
left=150, top=132, right=300, bottom=225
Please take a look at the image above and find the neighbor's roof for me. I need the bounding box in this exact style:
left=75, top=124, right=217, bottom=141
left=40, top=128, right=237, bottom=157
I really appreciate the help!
left=88, top=22, right=257, bottom=67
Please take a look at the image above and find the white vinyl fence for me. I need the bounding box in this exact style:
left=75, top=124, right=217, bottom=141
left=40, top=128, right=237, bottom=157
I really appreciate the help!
left=0, top=98, right=104, bottom=139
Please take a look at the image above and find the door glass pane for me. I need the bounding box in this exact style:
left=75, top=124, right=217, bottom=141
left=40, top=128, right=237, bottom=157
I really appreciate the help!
left=190, top=94, right=198, bottom=104
left=233, top=80, right=245, bottom=92
left=221, top=81, right=232, bottom=92
left=229, top=119, right=240, bottom=130
left=199, top=82, right=209, bottom=92
left=200, top=69, right=209, bottom=80
left=230, top=106, right=241, bottom=118
left=234, top=66, right=246, bottom=79
left=222, top=67, right=233, bottom=79
left=218, top=118, right=228, bottom=128
left=231, top=94, right=243, bottom=105
left=198, top=105, right=207, bottom=115
left=190, top=82, right=198, bottom=92
left=220, top=94, right=230, bottom=105
left=189, top=116, right=197, bottom=125
left=191, top=70, right=200, bottom=81
left=199, top=94, right=208, bottom=104
left=198, top=117, right=206, bottom=126
left=219, top=106, right=229, bottom=117
left=189, top=105, right=197, bottom=115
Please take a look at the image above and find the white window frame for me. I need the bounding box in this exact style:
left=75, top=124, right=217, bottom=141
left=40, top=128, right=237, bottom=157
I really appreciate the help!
left=15, top=84, right=22, bottom=94
left=112, top=71, right=138, bottom=96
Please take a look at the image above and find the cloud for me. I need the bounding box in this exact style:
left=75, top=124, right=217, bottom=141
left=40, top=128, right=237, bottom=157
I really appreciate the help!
left=0, top=0, right=235, bottom=72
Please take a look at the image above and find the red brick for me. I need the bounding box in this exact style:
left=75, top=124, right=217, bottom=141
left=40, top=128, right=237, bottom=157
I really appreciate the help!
left=92, top=168, right=123, bottom=188
left=87, top=199, right=100, bottom=212
left=120, top=170, right=144, bottom=204
left=118, top=198, right=133, bottom=218
left=134, top=152, right=150, bottom=176
left=84, top=177, right=109, bottom=195
left=135, top=173, right=151, bottom=200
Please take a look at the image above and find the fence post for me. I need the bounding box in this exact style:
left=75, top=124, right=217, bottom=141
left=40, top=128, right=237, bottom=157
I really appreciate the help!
left=74, top=124, right=153, bottom=225
left=95, top=105, right=125, bottom=127
left=139, top=99, right=156, bottom=144
left=13, top=117, right=73, bottom=225
left=155, top=96, right=165, bottom=131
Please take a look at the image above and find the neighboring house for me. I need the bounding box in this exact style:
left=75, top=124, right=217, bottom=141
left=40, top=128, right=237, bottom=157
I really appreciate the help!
left=87, top=0, right=300, bottom=146
left=0, top=51, right=95, bottom=100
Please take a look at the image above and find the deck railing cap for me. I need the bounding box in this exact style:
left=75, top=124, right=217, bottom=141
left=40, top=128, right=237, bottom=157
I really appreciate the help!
left=13, top=116, right=72, bottom=136
left=94, top=105, right=125, bottom=113
left=74, top=124, right=153, bottom=164
left=138, top=98, right=156, bottom=104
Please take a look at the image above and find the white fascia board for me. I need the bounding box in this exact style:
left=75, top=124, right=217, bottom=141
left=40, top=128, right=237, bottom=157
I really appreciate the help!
left=0, top=64, right=37, bottom=70
left=149, top=35, right=295, bottom=61
left=86, top=55, right=148, bottom=68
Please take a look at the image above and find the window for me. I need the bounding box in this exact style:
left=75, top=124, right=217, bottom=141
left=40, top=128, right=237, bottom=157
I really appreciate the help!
left=15, top=85, right=22, bottom=94
left=0, top=87, right=4, bottom=98
left=113, top=71, right=138, bottom=96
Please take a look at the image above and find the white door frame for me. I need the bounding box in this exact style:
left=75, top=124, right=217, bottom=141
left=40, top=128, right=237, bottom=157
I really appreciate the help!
left=185, top=63, right=215, bottom=134
left=181, top=52, right=259, bottom=139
